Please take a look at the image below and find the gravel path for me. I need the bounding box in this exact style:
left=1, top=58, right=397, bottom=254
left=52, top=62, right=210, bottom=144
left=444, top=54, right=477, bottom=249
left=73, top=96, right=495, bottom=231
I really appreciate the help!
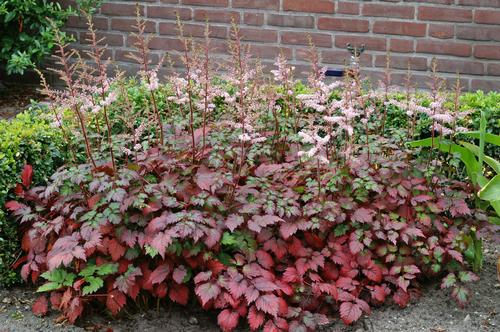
left=0, top=245, right=498, bottom=332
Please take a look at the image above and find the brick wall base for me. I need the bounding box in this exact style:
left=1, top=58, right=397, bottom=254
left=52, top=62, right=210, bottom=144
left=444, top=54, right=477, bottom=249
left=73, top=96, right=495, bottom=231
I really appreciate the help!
left=61, top=0, right=500, bottom=91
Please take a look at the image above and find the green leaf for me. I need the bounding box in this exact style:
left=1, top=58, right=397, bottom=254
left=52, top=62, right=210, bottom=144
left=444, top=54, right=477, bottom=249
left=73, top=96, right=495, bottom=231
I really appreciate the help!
left=458, top=131, right=500, bottom=147
left=441, top=273, right=456, bottom=288
left=37, top=281, right=62, bottom=292
left=488, top=216, right=500, bottom=225
left=82, top=276, right=104, bottom=295
left=478, top=111, right=486, bottom=169
left=334, top=224, right=349, bottom=237
left=408, top=137, right=480, bottom=182
left=458, top=271, right=478, bottom=283
left=490, top=200, right=500, bottom=218
left=478, top=175, right=500, bottom=202
left=218, top=252, right=234, bottom=267
left=460, top=142, right=500, bottom=174
left=452, top=285, right=470, bottom=307
left=96, top=263, right=119, bottom=276
left=41, top=268, right=76, bottom=286
left=79, top=264, right=97, bottom=278
left=221, top=232, right=237, bottom=246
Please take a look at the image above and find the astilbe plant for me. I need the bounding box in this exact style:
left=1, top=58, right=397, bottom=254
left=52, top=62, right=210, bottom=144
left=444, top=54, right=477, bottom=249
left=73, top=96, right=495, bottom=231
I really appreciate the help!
left=5, top=15, right=491, bottom=332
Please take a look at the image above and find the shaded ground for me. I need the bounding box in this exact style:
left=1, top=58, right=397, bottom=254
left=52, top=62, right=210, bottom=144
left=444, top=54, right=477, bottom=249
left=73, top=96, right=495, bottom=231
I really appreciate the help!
left=0, top=82, right=42, bottom=119
left=0, top=245, right=498, bottom=332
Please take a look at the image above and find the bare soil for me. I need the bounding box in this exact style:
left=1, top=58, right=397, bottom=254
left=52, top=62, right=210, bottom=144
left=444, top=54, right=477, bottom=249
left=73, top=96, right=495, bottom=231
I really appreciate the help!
left=0, top=82, right=42, bottom=119
left=0, top=245, right=498, bottom=332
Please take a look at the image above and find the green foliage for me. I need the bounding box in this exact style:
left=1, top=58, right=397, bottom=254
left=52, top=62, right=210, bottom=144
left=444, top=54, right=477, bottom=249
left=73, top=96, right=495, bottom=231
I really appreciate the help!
left=38, top=268, right=76, bottom=292
left=0, top=0, right=74, bottom=74
left=409, top=111, right=500, bottom=224
left=459, top=91, right=500, bottom=159
left=0, top=108, right=69, bottom=286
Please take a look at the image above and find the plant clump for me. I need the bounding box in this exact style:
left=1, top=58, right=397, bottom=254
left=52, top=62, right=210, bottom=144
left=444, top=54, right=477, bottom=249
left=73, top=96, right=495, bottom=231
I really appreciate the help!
left=5, top=12, right=495, bottom=332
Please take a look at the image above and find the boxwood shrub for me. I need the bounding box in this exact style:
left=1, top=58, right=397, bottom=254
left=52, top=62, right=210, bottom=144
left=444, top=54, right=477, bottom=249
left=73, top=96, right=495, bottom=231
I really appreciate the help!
left=0, top=108, right=68, bottom=286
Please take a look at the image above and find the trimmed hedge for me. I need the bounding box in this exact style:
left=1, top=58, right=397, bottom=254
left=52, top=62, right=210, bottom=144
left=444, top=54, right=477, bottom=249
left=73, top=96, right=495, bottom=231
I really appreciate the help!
left=0, top=108, right=68, bottom=286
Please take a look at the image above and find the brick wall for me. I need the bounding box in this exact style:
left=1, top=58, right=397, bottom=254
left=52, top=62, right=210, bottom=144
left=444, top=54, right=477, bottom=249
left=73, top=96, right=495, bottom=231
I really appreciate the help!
left=64, top=0, right=500, bottom=91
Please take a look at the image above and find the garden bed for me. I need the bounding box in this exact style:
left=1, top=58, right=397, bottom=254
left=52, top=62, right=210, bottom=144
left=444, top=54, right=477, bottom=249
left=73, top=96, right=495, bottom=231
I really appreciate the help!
left=0, top=245, right=497, bottom=332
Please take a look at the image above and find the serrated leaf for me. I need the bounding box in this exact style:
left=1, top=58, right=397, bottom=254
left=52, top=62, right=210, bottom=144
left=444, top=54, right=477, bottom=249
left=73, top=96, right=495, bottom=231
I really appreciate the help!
left=255, top=294, right=279, bottom=317
left=441, top=273, right=456, bottom=289
left=82, top=276, right=104, bottom=295
left=226, top=214, right=244, bottom=232
left=217, top=309, right=239, bottom=332
left=339, top=301, right=362, bottom=324
left=106, top=290, right=127, bottom=315
left=32, top=295, right=48, bottom=317
left=196, top=282, right=221, bottom=306
left=37, top=282, right=62, bottom=293
left=451, top=285, right=470, bottom=308
left=458, top=271, right=479, bottom=283
left=96, top=263, right=119, bottom=276
left=351, top=208, right=375, bottom=223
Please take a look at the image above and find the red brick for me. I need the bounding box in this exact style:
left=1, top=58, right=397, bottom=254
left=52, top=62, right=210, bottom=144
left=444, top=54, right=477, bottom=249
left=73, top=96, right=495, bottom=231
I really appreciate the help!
left=435, top=59, right=484, bottom=75
left=393, top=72, right=440, bottom=90
left=194, top=9, right=240, bottom=23
left=283, top=0, right=334, bottom=13
left=115, top=50, right=160, bottom=64
left=444, top=77, right=470, bottom=90
left=319, top=50, right=372, bottom=66
left=335, top=35, right=387, bottom=51
left=233, top=0, right=279, bottom=10
left=474, top=10, right=500, bottom=25
left=101, top=3, right=143, bottom=16
left=70, top=44, right=112, bottom=60
left=182, top=0, right=228, bottom=6
left=417, top=40, right=471, bottom=57
left=390, top=39, right=414, bottom=53
left=363, top=3, right=414, bottom=19
left=375, top=55, right=427, bottom=71
left=126, top=35, right=184, bottom=51
left=418, top=6, right=472, bottom=22
left=147, top=6, right=192, bottom=20
left=209, top=39, right=230, bottom=54
left=159, top=22, right=227, bottom=39
left=80, top=32, right=124, bottom=47
left=373, top=21, right=426, bottom=37
left=457, top=26, right=500, bottom=42
left=240, top=28, right=278, bottom=43
left=267, top=14, right=315, bottom=28
left=471, top=79, right=500, bottom=92
left=405, top=0, right=454, bottom=4
left=247, top=45, right=293, bottom=59
left=337, top=2, right=359, bottom=15
left=318, top=18, right=369, bottom=33
left=458, top=0, right=500, bottom=6
left=487, top=63, right=500, bottom=76
left=281, top=31, right=332, bottom=47
left=359, top=69, right=386, bottom=86
left=66, top=15, right=108, bottom=30
left=244, top=13, right=264, bottom=26
left=474, top=45, right=500, bottom=60
left=111, top=18, right=156, bottom=33
left=428, top=24, right=454, bottom=39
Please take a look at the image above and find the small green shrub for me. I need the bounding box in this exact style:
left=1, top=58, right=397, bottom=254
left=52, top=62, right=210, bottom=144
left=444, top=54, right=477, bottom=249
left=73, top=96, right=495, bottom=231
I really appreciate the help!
left=0, top=0, right=74, bottom=75
left=0, top=0, right=102, bottom=75
left=0, top=108, right=68, bottom=286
